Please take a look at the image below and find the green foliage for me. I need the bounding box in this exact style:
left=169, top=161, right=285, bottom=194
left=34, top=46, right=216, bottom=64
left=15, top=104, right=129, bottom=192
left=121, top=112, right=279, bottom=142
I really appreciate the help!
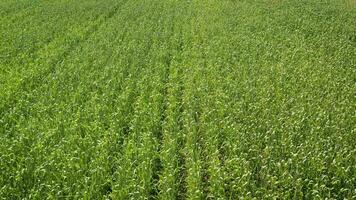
left=0, top=0, right=355, bottom=199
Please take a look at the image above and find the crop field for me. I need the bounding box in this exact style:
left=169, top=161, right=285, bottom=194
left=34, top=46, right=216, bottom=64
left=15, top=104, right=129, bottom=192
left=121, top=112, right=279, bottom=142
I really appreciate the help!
left=0, top=0, right=355, bottom=199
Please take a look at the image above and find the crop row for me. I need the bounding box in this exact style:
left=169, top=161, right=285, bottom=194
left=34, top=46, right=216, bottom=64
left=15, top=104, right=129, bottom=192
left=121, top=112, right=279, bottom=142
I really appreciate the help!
left=0, top=0, right=355, bottom=199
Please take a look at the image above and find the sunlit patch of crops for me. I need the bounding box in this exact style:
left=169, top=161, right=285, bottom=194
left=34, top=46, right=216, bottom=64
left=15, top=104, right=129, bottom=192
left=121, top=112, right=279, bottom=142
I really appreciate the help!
left=0, top=0, right=355, bottom=199
left=344, top=0, right=356, bottom=7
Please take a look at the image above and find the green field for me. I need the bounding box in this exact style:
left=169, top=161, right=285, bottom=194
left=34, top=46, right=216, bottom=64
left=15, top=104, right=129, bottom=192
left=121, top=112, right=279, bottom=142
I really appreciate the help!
left=1, top=0, right=355, bottom=199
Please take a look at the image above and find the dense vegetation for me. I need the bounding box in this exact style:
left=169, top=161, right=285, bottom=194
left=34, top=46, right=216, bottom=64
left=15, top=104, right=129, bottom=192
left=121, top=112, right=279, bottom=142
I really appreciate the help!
left=0, top=0, right=355, bottom=199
